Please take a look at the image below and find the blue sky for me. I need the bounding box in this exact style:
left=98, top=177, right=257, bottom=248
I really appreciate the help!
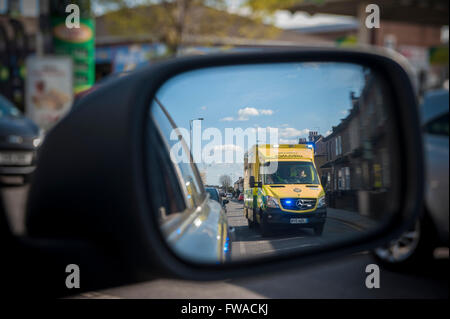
left=155, top=62, right=366, bottom=185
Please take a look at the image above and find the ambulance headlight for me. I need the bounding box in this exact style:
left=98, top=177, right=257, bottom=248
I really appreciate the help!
left=266, top=196, right=279, bottom=208
left=317, top=196, right=326, bottom=208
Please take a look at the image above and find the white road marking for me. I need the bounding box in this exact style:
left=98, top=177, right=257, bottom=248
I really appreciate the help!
left=239, top=238, right=247, bottom=256
left=258, top=243, right=320, bottom=255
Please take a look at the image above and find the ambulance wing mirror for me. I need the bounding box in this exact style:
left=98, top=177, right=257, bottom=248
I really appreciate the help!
left=249, top=176, right=261, bottom=188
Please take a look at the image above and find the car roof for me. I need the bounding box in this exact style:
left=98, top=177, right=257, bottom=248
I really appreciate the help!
left=0, top=94, right=19, bottom=110
left=421, top=89, right=449, bottom=125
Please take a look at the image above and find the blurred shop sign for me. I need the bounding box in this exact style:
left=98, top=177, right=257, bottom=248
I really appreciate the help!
left=25, top=56, right=73, bottom=131
left=51, top=1, right=95, bottom=94
left=96, top=43, right=167, bottom=73
left=114, top=45, right=152, bottom=73
left=429, top=46, right=449, bottom=65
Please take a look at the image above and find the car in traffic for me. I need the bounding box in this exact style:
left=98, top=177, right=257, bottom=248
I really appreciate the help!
left=238, top=193, right=244, bottom=201
left=373, top=89, right=449, bottom=269
left=0, top=94, right=42, bottom=184
left=244, top=144, right=326, bottom=236
left=151, top=101, right=231, bottom=263
left=206, top=187, right=229, bottom=212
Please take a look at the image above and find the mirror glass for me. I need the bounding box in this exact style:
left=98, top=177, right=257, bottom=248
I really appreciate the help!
left=149, top=62, right=399, bottom=264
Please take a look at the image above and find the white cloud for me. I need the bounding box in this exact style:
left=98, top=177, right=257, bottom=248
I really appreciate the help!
left=237, top=107, right=259, bottom=121
left=279, top=127, right=310, bottom=138
left=260, top=109, right=274, bottom=115
left=246, top=126, right=309, bottom=144
left=236, top=107, right=274, bottom=121
left=220, top=117, right=234, bottom=122
left=325, top=130, right=332, bottom=137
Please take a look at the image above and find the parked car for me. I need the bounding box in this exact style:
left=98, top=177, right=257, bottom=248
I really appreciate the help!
left=238, top=193, right=244, bottom=201
left=151, top=102, right=231, bottom=264
left=373, top=89, right=449, bottom=268
left=0, top=94, right=42, bottom=184
left=206, top=187, right=229, bottom=212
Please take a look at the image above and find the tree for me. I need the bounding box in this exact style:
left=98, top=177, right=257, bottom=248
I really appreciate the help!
left=94, top=0, right=280, bottom=56
left=244, top=0, right=323, bottom=15
left=219, top=174, right=232, bottom=191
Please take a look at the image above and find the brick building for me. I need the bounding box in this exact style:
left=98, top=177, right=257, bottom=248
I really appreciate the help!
left=315, top=72, right=391, bottom=218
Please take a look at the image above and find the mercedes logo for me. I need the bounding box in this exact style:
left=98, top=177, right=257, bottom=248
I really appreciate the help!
left=296, top=199, right=313, bottom=209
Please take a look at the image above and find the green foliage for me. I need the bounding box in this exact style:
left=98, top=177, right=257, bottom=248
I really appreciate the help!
left=94, top=0, right=281, bottom=55
left=243, top=0, right=325, bottom=17
left=244, top=0, right=299, bottom=14
left=219, top=174, right=232, bottom=190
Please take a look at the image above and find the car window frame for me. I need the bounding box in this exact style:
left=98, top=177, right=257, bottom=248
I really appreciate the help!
left=150, top=98, right=207, bottom=215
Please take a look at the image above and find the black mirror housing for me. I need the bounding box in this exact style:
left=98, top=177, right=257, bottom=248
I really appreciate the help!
left=25, top=47, right=424, bottom=292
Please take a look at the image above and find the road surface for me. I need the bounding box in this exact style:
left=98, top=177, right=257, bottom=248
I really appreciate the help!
left=226, top=200, right=363, bottom=260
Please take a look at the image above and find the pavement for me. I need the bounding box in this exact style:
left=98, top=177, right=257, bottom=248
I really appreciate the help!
left=327, top=207, right=379, bottom=231
left=1, top=186, right=448, bottom=299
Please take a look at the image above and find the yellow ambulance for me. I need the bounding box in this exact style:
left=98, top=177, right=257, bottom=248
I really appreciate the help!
left=243, top=144, right=326, bottom=236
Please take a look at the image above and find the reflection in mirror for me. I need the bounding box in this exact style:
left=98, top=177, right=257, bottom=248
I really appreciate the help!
left=149, top=62, right=398, bottom=265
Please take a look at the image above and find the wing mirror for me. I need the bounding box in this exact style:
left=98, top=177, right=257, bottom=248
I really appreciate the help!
left=249, top=176, right=262, bottom=188
left=26, top=48, right=423, bottom=291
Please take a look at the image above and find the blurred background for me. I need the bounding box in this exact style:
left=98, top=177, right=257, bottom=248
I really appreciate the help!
left=0, top=0, right=448, bottom=230
left=0, top=0, right=448, bottom=113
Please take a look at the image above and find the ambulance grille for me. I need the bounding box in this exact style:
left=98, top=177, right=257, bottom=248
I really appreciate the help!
left=280, top=198, right=317, bottom=211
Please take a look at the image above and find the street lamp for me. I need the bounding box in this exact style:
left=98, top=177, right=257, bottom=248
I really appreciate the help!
left=189, top=118, right=204, bottom=161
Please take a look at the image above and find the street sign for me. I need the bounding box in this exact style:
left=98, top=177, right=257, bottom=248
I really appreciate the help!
left=51, top=0, right=95, bottom=93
